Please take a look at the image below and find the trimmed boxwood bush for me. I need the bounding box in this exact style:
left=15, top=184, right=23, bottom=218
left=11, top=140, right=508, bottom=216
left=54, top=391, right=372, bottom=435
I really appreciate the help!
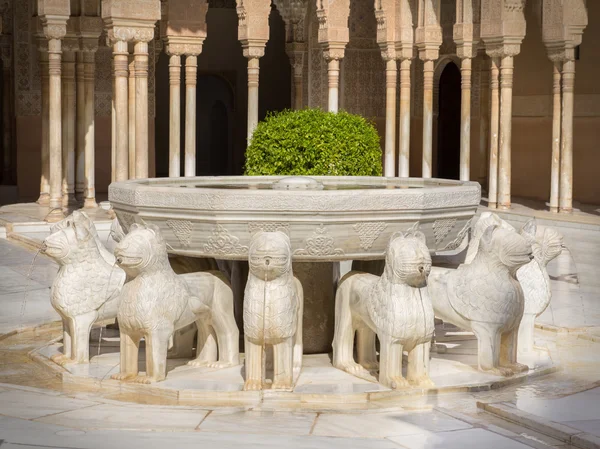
left=244, top=109, right=382, bottom=176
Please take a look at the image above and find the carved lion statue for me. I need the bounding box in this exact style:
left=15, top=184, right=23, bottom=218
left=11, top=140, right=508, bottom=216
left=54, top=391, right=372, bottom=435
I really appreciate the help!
left=43, top=210, right=126, bottom=365
left=465, top=214, right=564, bottom=357
left=428, top=225, right=533, bottom=376
left=243, top=231, right=303, bottom=391
left=333, top=228, right=435, bottom=389
left=111, top=223, right=239, bottom=384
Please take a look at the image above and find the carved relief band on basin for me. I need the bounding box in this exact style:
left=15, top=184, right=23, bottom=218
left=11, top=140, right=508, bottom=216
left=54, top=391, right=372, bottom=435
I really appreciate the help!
left=108, top=176, right=482, bottom=261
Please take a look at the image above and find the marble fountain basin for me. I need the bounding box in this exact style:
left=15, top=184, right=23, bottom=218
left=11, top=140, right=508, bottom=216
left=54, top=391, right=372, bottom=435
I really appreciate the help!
left=108, top=175, right=482, bottom=259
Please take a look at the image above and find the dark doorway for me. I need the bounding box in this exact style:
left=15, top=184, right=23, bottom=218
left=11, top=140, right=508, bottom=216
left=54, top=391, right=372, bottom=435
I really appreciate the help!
left=196, top=75, right=235, bottom=176
left=436, top=62, right=461, bottom=180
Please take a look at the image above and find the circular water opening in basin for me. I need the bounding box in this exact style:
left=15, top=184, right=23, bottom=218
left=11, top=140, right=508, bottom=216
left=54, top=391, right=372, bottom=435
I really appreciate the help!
left=272, top=176, right=324, bottom=190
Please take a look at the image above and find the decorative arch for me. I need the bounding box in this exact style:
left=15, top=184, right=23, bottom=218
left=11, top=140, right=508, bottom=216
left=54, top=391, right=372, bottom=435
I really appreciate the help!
left=433, top=54, right=461, bottom=118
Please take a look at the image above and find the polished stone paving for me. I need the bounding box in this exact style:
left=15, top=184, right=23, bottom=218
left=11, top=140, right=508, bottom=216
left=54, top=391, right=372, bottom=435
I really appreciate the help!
left=0, top=206, right=599, bottom=448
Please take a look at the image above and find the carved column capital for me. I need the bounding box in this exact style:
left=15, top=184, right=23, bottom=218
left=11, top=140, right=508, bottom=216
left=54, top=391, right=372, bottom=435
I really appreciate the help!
left=40, top=17, right=68, bottom=41
left=242, top=43, right=266, bottom=60
left=164, top=36, right=204, bottom=56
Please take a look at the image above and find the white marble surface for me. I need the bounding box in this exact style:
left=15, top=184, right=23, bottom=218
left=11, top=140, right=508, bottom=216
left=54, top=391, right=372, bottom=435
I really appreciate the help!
left=388, top=428, right=535, bottom=449
left=199, top=410, right=317, bottom=436
left=37, top=403, right=209, bottom=431
left=0, top=390, right=99, bottom=420
left=312, top=410, right=472, bottom=438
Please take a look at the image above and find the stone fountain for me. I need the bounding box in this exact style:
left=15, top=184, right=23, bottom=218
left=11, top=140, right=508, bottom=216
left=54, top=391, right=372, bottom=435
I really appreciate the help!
left=108, top=175, right=481, bottom=353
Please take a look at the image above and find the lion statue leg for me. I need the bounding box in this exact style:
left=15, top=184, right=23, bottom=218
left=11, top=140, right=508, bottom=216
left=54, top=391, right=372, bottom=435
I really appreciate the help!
left=407, top=342, right=434, bottom=387
left=111, top=330, right=141, bottom=381
left=292, top=278, right=304, bottom=383
left=188, top=319, right=218, bottom=367
left=378, top=334, right=409, bottom=389
left=207, top=280, right=240, bottom=369
left=51, top=317, right=73, bottom=366
left=243, top=337, right=263, bottom=391
left=72, top=310, right=98, bottom=364
left=501, top=328, right=529, bottom=374
left=272, top=337, right=294, bottom=390
left=356, top=326, right=378, bottom=371
left=138, top=326, right=173, bottom=383
left=471, top=322, right=513, bottom=377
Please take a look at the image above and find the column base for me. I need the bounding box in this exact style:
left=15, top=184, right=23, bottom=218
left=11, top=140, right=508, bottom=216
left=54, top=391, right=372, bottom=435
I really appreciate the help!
left=75, top=188, right=85, bottom=202
left=488, top=202, right=497, bottom=209
left=46, top=207, right=66, bottom=223
left=498, top=204, right=511, bottom=211
left=549, top=206, right=559, bottom=213
left=83, top=197, right=98, bottom=209
left=37, top=193, right=50, bottom=207
left=559, top=207, right=573, bottom=214
left=62, top=193, right=79, bottom=208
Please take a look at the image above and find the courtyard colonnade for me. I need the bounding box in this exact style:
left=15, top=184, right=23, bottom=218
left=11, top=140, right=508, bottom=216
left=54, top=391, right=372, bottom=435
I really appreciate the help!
left=30, top=0, right=588, bottom=222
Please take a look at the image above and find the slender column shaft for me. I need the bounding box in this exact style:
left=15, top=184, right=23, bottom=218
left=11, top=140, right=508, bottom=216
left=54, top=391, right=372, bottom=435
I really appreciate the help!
left=134, top=41, right=149, bottom=179
left=113, top=40, right=129, bottom=182
left=83, top=52, right=97, bottom=208
left=247, top=57, right=260, bottom=143
left=422, top=59, right=434, bottom=178
left=185, top=55, right=198, bottom=177
left=498, top=55, right=514, bottom=209
left=478, top=56, right=490, bottom=186
left=398, top=59, right=411, bottom=178
left=488, top=57, right=500, bottom=209
left=550, top=61, right=562, bottom=213
left=111, top=58, right=116, bottom=182
left=128, top=54, right=136, bottom=179
left=61, top=51, right=76, bottom=207
left=75, top=52, right=85, bottom=199
left=294, top=73, right=303, bottom=110
left=169, top=54, right=181, bottom=177
left=327, top=58, right=340, bottom=113
left=384, top=58, right=397, bottom=177
left=47, top=39, right=65, bottom=221
left=38, top=50, right=50, bottom=205
left=460, top=57, right=472, bottom=181
left=560, top=59, right=575, bottom=213
left=2, top=66, right=13, bottom=184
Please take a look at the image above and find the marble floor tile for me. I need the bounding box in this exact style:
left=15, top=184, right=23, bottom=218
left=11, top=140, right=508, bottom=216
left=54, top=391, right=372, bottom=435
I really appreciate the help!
left=563, top=419, right=600, bottom=437
left=515, top=390, right=600, bottom=423
left=36, top=403, right=209, bottom=431
left=311, top=410, right=472, bottom=438
left=0, top=390, right=99, bottom=420
left=388, top=428, right=534, bottom=449
left=198, top=410, right=317, bottom=436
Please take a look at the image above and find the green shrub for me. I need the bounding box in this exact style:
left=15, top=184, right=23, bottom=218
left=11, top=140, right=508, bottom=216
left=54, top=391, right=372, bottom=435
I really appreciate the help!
left=244, top=109, right=382, bottom=176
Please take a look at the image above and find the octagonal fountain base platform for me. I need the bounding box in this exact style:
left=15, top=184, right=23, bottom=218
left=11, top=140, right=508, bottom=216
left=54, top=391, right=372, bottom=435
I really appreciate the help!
left=30, top=323, right=557, bottom=411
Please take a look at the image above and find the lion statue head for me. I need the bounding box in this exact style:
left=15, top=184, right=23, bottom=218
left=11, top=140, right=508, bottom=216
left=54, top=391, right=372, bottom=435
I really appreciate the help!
left=248, top=231, right=292, bottom=282
left=114, top=223, right=169, bottom=277
left=384, top=227, right=431, bottom=289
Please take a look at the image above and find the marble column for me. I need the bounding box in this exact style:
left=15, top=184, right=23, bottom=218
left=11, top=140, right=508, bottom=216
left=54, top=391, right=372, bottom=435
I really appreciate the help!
left=83, top=51, right=97, bottom=208
left=488, top=57, right=500, bottom=209
left=383, top=57, right=397, bottom=177
left=459, top=57, right=472, bottom=181
left=422, top=59, right=434, bottom=178
left=37, top=46, right=50, bottom=206
left=326, top=57, right=341, bottom=113
left=293, top=64, right=303, bottom=110
left=185, top=55, right=198, bottom=177
left=478, top=55, right=490, bottom=187
left=75, top=52, right=85, bottom=200
left=169, top=54, right=181, bottom=177
left=61, top=50, right=76, bottom=207
left=559, top=58, right=575, bottom=213
left=287, top=49, right=304, bottom=110
left=245, top=50, right=262, bottom=143
left=128, top=52, right=136, bottom=179
left=498, top=55, right=514, bottom=209
left=549, top=61, right=562, bottom=213
left=134, top=41, right=149, bottom=179
left=398, top=58, right=412, bottom=178
left=111, top=58, right=116, bottom=183
left=112, top=40, right=129, bottom=182
left=47, top=38, right=65, bottom=222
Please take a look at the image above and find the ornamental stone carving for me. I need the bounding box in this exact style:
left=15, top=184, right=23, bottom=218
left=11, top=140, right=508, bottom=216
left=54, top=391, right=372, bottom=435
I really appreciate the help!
left=243, top=232, right=304, bottom=390
left=42, top=211, right=126, bottom=365
left=333, top=228, right=435, bottom=389
left=353, top=222, right=387, bottom=250
left=429, top=225, right=532, bottom=376
left=294, top=224, right=344, bottom=257
left=432, top=218, right=456, bottom=247
left=166, top=219, right=193, bottom=247
left=112, top=223, right=239, bottom=383
left=204, top=224, right=249, bottom=256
